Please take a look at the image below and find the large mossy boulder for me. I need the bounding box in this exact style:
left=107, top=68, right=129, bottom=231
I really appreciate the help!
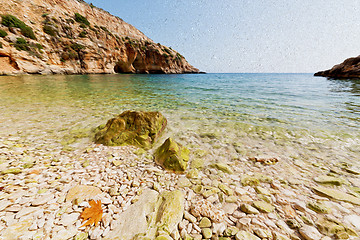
left=155, top=138, right=189, bottom=172
left=95, top=111, right=167, bottom=149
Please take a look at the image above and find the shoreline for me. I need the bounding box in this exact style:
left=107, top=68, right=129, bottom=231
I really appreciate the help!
left=0, top=124, right=359, bottom=239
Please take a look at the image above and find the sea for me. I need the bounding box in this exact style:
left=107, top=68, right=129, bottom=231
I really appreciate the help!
left=0, top=73, right=359, bottom=167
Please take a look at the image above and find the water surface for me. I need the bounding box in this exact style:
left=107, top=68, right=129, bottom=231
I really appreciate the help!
left=0, top=73, right=359, bottom=166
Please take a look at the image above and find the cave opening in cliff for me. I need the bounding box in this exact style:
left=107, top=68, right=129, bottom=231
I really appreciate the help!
left=114, top=62, right=127, bottom=73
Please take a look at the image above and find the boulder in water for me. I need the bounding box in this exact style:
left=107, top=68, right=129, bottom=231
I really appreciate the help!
left=95, top=111, right=167, bottom=149
left=155, top=138, right=189, bottom=172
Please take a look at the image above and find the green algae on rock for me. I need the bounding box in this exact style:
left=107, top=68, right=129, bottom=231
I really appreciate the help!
left=211, top=162, right=233, bottom=174
left=312, top=186, right=360, bottom=205
left=307, top=201, right=331, bottom=214
left=252, top=201, right=275, bottom=213
left=155, top=138, right=189, bottom=172
left=155, top=190, right=185, bottom=234
left=316, top=216, right=358, bottom=237
left=95, top=111, right=167, bottom=149
left=314, top=175, right=348, bottom=186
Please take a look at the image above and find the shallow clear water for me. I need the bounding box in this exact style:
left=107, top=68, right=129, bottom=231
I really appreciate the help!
left=0, top=73, right=359, bottom=165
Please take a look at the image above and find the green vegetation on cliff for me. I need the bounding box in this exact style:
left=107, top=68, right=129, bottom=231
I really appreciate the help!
left=1, top=14, right=36, bottom=39
left=74, top=13, right=90, bottom=26
left=0, top=29, right=7, bottom=37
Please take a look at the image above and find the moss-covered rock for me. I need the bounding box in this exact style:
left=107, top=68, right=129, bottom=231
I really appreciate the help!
left=201, top=228, right=212, bottom=239
left=314, top=175, right=348, bottom=186
left=316, top=217, right=358, bottom=237
left=307, top=201, right=331, bottom=214
left=155, top=138, right=189, bottom=172
left=240, top=203, right=259, bottom=214
left=218, top=183, right=234, bottom=196
left=252, top=201, right=275, bottom=213
left=312, top=186, right=360, bottom=205
left=241, top=176, right=260, bottom=186
left=211, top=162, right=233, bottom=174
left=95, top=111, right=167, bottom=149
left=199, top=217, right=212, bottom=228
left=155, top=190, right=185, bottom=234
left=1, top=168, right=22, bottom=175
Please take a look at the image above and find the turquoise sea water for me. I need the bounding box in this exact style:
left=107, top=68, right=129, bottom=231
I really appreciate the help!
left=0, top=73, right=359, bottom=165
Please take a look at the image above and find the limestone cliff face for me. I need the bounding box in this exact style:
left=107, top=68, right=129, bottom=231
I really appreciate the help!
left=0, top=0, right=199, bottom=75
left=314, top=56, right=360, bottom=78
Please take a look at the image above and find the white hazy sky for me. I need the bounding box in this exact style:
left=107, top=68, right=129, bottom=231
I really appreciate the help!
left=86, top=0, right=360, bottom=73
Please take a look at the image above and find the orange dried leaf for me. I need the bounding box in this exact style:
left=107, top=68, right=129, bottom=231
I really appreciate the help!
left=80, top=200, right=103, bottom=227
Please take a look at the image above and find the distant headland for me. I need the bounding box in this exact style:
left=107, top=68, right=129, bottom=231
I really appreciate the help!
left=315, top=55, right=360, bottom=78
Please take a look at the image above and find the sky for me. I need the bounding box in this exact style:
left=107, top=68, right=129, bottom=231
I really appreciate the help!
left=86, top=0, right=360, bottom=73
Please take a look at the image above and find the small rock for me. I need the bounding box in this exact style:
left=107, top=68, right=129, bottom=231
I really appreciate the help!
left=213, top=222, right=227, bottom=235
left=1, top=168, right=22, bottom=175
left=299, top=225, right=322, bottom=240
left=255, top=186, right=271, bottom=195
left=199, top=217, right=212, bottom=228
left=202, top=188, right=219, bottom=198
left=224, top=226, right=239, bottom=236
left=273, top=232, right=291, bottom=240
left=191, top=158, right=205, bottom=170
left=65, top=185, right=102, bottom=202
left=253, top=228, right=272, bottom=238
left=344, top=167, right=360, bottom=175
left=90, top=226, right=103, bottom=239
left=186, top=169, right=199, bottom=179
left=335, top=232, right=349, bottom=239
left=285, top=219, right=302, bottom=229
left=184, top=211, right=197, bottom=223
left=312, top=186, right=360, bottom=205
left=178, top=177, right=192, bottom=188
left=253, top=201, right=275, bottom=213
left=235, top=230, right=261, bottom=240
left=202, top=228, right=212, bottom=239
left=293, top=201, right=307, bottom=212
left=218, top=183, right=234, bottom=196
left=314, top=175, right=347, bottom=186
left=236, top=218, right=251, bottom=230
left=222, top=203, right=238, bottom=214
left=211, top=163, right=233, bottom=174
left=191, top=199, right=224, bottom=223
left=31, top=194, right=54, bottom=206
left=156, top=235, right=173, bottom=240
left=240, top=204, right=259, bottom=214
left=74, top=232, right=88, bottom=240
left=307, top=201, right=331, bottom=214
left=60, top=213, right=80, bottom=227
left=233, top=210, right=246, bottom=219
left=241, top=176, right=260, bottom=186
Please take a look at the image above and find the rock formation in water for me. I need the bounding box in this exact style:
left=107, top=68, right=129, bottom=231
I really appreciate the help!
left=0, top=0, right=200, bottom=75
left=314, top=55, right=360, bottom=78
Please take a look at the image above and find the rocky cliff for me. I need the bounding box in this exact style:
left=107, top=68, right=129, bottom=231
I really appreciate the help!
left=314, top=55, right=360, bottom=78
left=0, top=0, right=199, bottom=75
